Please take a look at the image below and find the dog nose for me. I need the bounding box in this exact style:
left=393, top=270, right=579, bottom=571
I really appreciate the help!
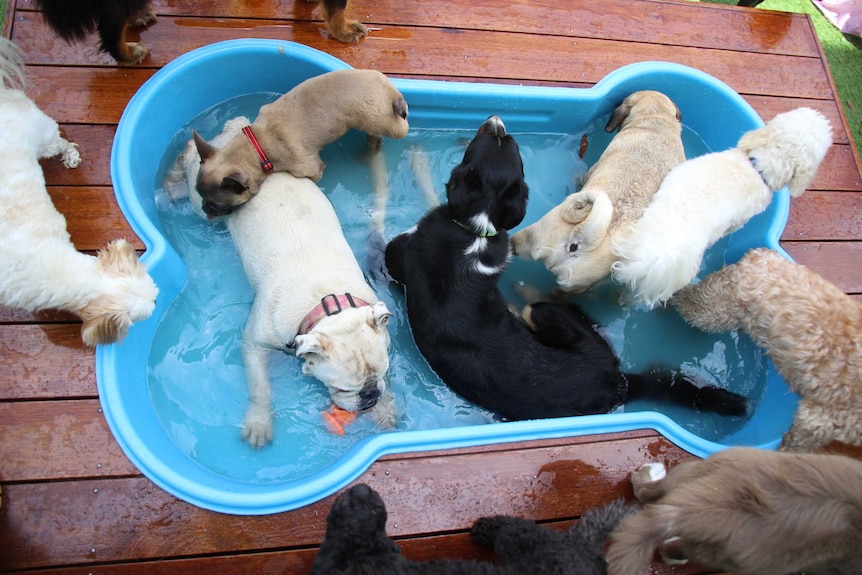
left=357, top=380, right=382, bottom=410
left=478, top=115, right=506, bottom=138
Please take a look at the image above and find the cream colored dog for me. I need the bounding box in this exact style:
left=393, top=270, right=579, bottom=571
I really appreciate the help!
left=0, top=37, right=157, bottom=346
left=192, top=68, right=409, bottom=218
left=511, top=90, right=684, bottom=294
left=672, top=248, right=862, bottom=452
left=607, top=447, right=862, bottom=575
left=611, top=107, right=832, bottom=308
left=176, top=117, right=394, bottom=447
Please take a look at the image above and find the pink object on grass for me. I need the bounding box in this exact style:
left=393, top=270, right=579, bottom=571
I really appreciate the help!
left=811, top=0, right=862, bottom=36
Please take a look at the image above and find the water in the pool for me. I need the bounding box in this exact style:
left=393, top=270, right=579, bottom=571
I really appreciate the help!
left=151, top=93, right=763, bottom=484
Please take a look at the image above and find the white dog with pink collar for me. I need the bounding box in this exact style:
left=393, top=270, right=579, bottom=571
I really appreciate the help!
left=171, top=118, right=395, bottom=447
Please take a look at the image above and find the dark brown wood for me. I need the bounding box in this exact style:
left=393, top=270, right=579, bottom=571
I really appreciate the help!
left=1, top=0, right=860, bottom=573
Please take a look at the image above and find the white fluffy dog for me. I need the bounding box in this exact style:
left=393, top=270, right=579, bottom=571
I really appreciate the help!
left=673, top=248, right=862, bottom=452
left=173, top=118, right=394, bottom=447
left=0, top=37, right=157, bottom=346
left=512, top=91, right=684, bottom=293
left=610, top=107, right=832, bottom=308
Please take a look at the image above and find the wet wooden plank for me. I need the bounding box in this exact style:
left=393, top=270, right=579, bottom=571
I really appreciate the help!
left=0, top=434, right=693, bottom=569
left=15, top=0, right=821, bottom=57
left=0, top=399, right=136, bottom=481
left=783, top=241, right=862, bottom=293
left=47, top=187, right=143, bottom=251
left=0, top=325, right=93, bottom=399
left=12, top=14, right=833, bottom=100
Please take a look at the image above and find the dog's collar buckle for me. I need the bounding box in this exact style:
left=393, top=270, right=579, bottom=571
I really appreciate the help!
left=296, top=293, right=372, bottom=337
left=242, top=126, right=274, bottom=175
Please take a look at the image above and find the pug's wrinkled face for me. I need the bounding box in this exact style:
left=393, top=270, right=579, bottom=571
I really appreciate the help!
left=293, top=301, right=393, bottom=412
left=192, top=130, right=258, bottom=218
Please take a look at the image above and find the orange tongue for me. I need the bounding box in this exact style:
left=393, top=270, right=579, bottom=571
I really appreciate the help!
left=321, top=406, right=357, bottom=435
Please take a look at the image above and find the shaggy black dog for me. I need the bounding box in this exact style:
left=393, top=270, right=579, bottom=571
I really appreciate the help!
left=384, top=115, right=748, bottom=421
left=35, top=0, right=156, bottom=64
left=310, top=483, right=635, bottom=575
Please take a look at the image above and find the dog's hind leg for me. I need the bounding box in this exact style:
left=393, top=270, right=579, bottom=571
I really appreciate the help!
left=366, top=149, right=392, bottom=282
left=521, top=301, right=599, bottom=348
left=672, top=270, right=745, bottom=333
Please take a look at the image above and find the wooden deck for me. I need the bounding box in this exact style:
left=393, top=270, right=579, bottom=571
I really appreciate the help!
left=1, top=0, right=861, bottom=573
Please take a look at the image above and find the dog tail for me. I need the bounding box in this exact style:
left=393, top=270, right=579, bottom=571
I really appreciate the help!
left=0, top=37, right=27, bottom=91
left=606, top=504, right=677, bottom=575
left=610, top=230, right=702, bottom=309
left=623, top=368, right=749, bottom=416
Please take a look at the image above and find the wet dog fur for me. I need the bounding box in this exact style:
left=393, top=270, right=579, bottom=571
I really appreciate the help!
left=192, top=69, right=409, bottom=218
left=383, top=116, right=748, bottom=421
left=606, top=447, right=862, bottom=575
left=310, top=482, right=636, bottom=575
left=512, top=90, right=684, bottom=294
left=673, top=247, right=862, bottom=452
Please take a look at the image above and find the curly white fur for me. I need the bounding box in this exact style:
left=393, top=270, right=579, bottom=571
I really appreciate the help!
left=672, top=248, right=862, bottom=451
left=0, top=37, right=157, bottom=345
left=611, top=107, right=832, bottom=308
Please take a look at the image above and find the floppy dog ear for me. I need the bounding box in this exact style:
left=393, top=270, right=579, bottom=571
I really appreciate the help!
left=193, top=130, right=217, bottom=162
left=498, top=180, right=529, bottom=230
left=563, top=189, right=613, bottom=244
left=446, top=168, right=482, bottom=221
left=294, top=333, right=331, bottom=359
left=605, top=99, right=633, bottom=133
left=79, top=305, right=133, bottom=346
left=368, top=302, right=392, bottom=332
left=221, top=173, right=250, bottom=194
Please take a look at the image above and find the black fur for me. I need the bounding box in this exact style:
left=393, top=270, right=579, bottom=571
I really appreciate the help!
left=384, top=116, right=748, bottom=421
left=309, top=483, right=635, bottom=575
left=35, top=0, right=154, bottom=63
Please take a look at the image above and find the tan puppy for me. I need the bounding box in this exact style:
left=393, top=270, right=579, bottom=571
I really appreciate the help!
left=192, top=68, right=409, bottom=218
left=511, top=90, right=684, bottom=294
left=607, top=447, right=862, bottom=575
left=672, top=247, right=862, bottom=452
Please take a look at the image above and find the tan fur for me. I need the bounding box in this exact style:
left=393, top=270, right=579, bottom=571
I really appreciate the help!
left=672, top=248, right=862, bottom=451
left=606, top=448, right=862, bottom=575
left=193, top=68, right=409, bottom=218
left=511, top=90, right=684, bottom=293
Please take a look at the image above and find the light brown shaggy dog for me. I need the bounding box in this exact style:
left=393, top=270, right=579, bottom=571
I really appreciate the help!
left=193, top=68, right=409, bottom=218
left=511, top=90, right=684, bottom=294
left=672, top=247, right=862, bottom=452
left=606, top=447, right=862, bottom=575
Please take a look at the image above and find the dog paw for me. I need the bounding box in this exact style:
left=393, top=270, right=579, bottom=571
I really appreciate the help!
left=636, top=461, right=667, bottom=483
left=131, top=10, right=157, bottom=28
left=122, top=42, right=149, bottom=65
left=242, top=406, right=273, bottom=448
left=62, top=144, right=81, bottom=169
left=329, top=20, right=369, bottom=43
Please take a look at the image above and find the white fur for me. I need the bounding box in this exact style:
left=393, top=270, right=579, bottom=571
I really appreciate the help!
left=0, top=37, right=157, bottom=346
left=611, top=107, right=832, bottom=308
left=175, top=125, right=395, bottom=446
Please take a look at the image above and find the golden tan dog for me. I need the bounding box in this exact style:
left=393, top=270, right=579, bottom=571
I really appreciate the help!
left=672, top=247, right=862, bottom=452
left=607, top=447, right=862, bottom=575
left=193, top=68, right=409, bottom=218
left=511, top=90, right=684, bottom=294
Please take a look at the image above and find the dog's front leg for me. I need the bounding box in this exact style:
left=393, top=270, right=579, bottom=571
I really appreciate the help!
left=241, top=340, right=274, bottom=448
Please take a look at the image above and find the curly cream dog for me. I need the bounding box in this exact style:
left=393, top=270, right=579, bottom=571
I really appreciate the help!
left=192, top=68, right=409, bottom=218
left=672, top=247, right=862, bottom=452
left=606, top=447, right=862, bottom=574
left=0, top=37, right=157, bottom=346
left=178, top=117, right=394, bottom=447
left=611, top=107, right=832, bottom=308
left=511, top=90, right=684, bottom=294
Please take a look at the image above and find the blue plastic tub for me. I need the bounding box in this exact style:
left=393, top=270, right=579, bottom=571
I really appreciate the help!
left=105, top=39, right=798, bottom=515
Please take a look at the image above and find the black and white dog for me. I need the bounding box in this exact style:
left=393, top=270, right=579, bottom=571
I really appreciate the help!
left=384, top=116, right=748, bottom=421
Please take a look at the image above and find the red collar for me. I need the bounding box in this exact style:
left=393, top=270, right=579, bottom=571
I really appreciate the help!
left=297, top=293, right=373, bottom=336
left=242, top=125, right=274, bottom=174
